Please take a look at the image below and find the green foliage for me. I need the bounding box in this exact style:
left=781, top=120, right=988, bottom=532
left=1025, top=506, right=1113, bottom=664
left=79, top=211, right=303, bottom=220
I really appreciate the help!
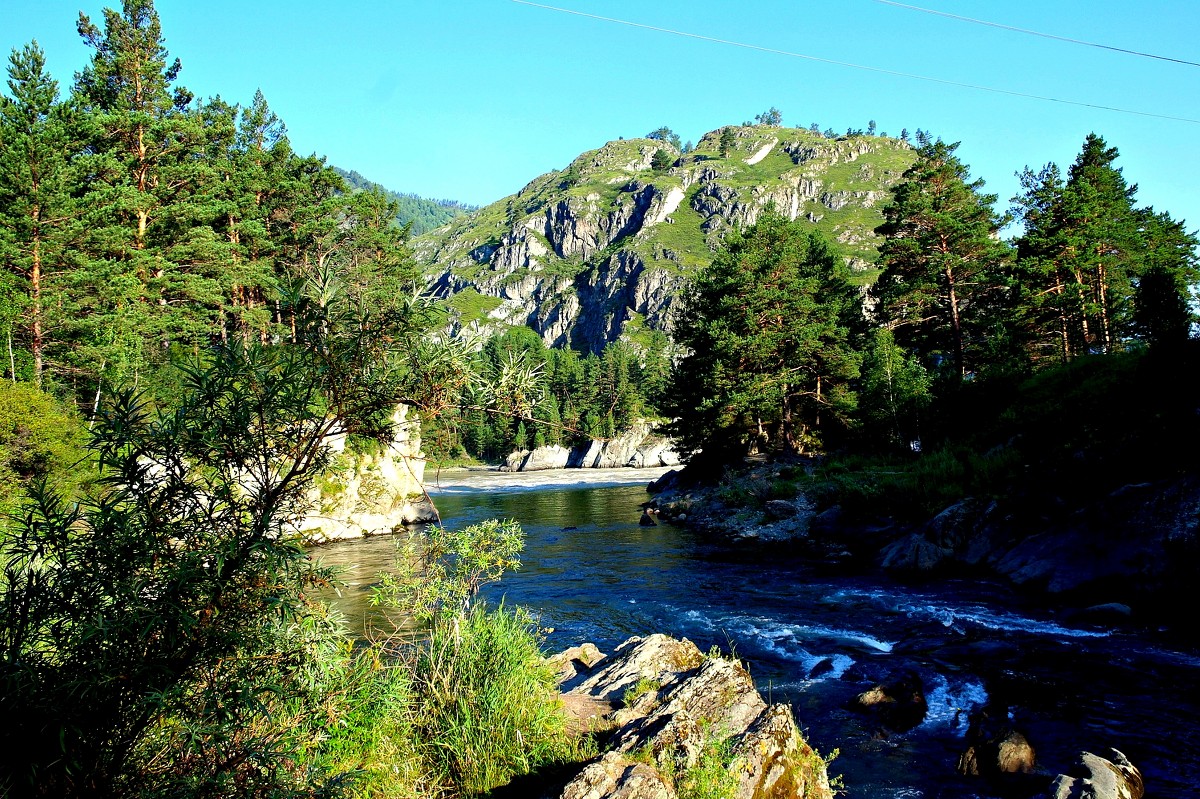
left=364, top=517, right=585, bottom=797
left=857, top=327, right=932, bottom=451
left=754, top=107, right=782, bottom=126
left=872, top=137, right=1012, bottom=381
left=664, top=211, right=863, bottom=462
left=651, top=148, right=674, bottom=172
left=718, top=127, right=736, bottom=157
left=425, top=326, right=669, bottom=465
left=1011, top=135, right=1197, bottom=364
left=674, top=733, right=739, bottom=799
left=633, top=721, right=738, bottom=799
left=0, top=237, right=451, bottom=796
left=808, top=343, right=1200, bottom=519
left=294, top=650, right=422, bottom=799
left=0, top=382, right=91, bottom=516
left=646, top=126, right=682, bottom=150
left=0, top=351, right=341, bottom=796
left=378, top=519, right=524, bottom=623
left=623, top=676, right=662, bottom=706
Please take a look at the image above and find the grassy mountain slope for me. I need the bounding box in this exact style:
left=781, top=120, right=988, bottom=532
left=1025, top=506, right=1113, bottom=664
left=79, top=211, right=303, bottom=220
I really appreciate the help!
left=414, top=124, right=916, bottom=350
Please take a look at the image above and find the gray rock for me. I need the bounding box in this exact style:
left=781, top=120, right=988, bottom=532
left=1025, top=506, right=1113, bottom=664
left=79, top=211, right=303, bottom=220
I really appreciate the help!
left=764, top=499, right=799, bottom=519
left=517, top=444, right=572, bottom=471
left=560, top=752, right=675, bottom=799
left=850, top=671, right=928, bottom=733
left=879, top=533, right=954, bottom=572
left=1048, top=749, right=1144, bottom=799
left=957, top=707, right=1035, bottom=776
left=555, top=634, right=833, bottom=799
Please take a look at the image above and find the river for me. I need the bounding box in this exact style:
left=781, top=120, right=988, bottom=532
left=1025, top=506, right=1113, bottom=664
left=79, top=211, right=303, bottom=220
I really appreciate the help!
left=311, top=467, right=1200, bottom=799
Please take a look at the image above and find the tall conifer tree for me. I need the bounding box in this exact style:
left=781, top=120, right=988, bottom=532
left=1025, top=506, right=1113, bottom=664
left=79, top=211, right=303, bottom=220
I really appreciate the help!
left=872, top=137, right=1010, bottom=379
left=0, top=42, right=77, bottom=384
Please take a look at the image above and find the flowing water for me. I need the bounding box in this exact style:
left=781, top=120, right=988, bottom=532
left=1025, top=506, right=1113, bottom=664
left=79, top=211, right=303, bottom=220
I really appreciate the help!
left=311, top=468, right=1200, bottom=799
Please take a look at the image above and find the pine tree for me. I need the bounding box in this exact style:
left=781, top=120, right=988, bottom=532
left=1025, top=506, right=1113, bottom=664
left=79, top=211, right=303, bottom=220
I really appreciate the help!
left=1012, top=135, right=1168, bottom=359
left=650, top=148, right=673, bottom=172
left=1058, top=134, right=1141, bottom=354
left=0, top=42, right=77, bottom=384
left=872, top=139, right=1011, bottom=380
left=754, top=107, right=782, bottom=126
left=664, top=212, right=862, bottom=459
left=1133, top=208, right=1199, bottom=348
left=646, top=126, right=681, bottom=150
left=719, top=127, right=736, bottom=157
left=70, top=0, right=222, bottom=387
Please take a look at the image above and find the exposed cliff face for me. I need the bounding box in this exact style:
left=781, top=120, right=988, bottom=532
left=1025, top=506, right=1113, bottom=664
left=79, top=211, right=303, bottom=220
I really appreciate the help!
left=297, top=405, right=437, bottom=543
left=415, top=126, right=914, bottom=352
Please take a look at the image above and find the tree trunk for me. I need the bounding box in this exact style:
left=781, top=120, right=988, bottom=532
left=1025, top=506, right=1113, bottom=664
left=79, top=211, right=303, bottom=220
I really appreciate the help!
left=31, top=206, right=43, bottom=385
left=1097, top=262, right=1113, bottom=354
left=944, top=262, right=965, bottom=377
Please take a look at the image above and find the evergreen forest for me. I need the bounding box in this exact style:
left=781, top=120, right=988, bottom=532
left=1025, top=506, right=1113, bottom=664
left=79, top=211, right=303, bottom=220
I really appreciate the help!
left=1, top=2, right=1199, bottom=798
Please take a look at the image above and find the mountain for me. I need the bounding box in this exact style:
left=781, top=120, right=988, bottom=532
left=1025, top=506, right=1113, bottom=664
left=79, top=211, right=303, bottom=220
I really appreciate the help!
left=333, top=167, right=476, bottom=236
left=414, top=124, right=916, bottom=352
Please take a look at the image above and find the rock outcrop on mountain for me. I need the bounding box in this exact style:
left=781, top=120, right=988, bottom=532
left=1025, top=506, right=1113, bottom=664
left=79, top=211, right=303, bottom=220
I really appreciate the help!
left=415, top=125, right=913, bottom=352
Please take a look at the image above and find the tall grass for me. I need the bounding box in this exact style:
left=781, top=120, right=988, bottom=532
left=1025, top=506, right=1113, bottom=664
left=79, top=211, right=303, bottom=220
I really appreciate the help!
left=293, top=602, right=584, bottom=798
left=410, top=603, right=582, bottom=795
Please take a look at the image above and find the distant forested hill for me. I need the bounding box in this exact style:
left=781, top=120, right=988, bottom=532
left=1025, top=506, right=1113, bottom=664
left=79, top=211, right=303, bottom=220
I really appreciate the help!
left=334, top=167, right=476, bottom=235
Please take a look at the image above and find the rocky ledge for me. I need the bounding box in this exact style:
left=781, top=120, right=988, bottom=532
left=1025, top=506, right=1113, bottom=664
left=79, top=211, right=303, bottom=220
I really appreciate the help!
left=548, top=634, right=832, bottom=799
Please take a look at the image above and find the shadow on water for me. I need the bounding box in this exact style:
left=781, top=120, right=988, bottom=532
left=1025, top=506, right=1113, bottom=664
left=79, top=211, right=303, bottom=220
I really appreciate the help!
left=312, top=476, right=1200, bottom=799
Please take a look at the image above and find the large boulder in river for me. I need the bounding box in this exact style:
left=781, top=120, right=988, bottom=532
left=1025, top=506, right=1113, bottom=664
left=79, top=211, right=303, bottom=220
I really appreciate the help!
left=1047, top=749, right=1144, bottom=799
left=555, top=635, right=833, bottom=799
left=515, top=444, right=573, bottom=471
left=957, top=706, right=1036, bottom=776
left=849, top=670, right=928, bottom=733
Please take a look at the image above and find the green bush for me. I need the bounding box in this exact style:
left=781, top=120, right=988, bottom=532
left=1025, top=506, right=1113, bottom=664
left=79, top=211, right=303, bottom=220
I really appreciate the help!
left=0, top=381, right=90, bottom=516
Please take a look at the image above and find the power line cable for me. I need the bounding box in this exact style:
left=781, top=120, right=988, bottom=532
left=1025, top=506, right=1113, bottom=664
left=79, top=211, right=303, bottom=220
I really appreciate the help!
left=510, top=1, right=1200, bottom=125
left=874, top=0, right=1200, bottom=68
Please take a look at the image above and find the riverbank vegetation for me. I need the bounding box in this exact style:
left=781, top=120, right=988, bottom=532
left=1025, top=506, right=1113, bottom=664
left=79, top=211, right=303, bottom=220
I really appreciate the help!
left=423, top=326, right=670, bottom=464
left=664, top=131, right=1198, bottom=520
left=0, top=330, right=587, bottom=797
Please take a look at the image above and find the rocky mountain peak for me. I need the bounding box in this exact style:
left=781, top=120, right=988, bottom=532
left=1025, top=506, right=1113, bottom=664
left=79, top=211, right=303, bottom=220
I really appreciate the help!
left=415, top=125, right=914, bottom=353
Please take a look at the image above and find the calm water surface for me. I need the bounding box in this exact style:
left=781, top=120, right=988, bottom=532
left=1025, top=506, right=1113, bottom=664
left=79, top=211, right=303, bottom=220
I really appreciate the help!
left=312, top=468, right=1200, bottom=799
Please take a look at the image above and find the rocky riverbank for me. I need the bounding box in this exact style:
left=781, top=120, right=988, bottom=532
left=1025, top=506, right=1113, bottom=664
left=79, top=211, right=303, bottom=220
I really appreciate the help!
left=537, top=634, right=1147, bottom=799
left=644, top=463, right=1200, bottom=619
left=502, top=420, right=680, bottom=472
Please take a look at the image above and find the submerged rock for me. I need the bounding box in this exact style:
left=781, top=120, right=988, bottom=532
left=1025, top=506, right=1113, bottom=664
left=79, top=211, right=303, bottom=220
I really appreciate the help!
left=849, top=670, right=928, bottom=733
left=957, top=706, right=1036, bottom=776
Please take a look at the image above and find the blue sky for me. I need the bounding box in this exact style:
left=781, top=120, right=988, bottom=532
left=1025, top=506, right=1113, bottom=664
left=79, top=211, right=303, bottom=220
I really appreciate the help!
left=3, top=1, right=1198, bottom=231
